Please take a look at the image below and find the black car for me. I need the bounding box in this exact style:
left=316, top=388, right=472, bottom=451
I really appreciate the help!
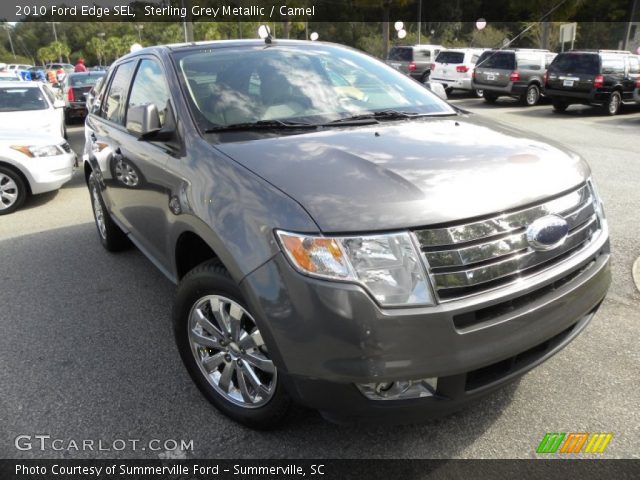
left=472, top=49, right=557, bottom=106
left=83, top=40, right=609, bottom=428
left=63, top=71, right=105, bottom=121
left=544, top=50, right=640, bottom=115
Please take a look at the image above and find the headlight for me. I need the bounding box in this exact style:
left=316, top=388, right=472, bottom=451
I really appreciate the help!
left=11, top=144, right=63, bottom=158
left=277, top=230, right=434, bottom=306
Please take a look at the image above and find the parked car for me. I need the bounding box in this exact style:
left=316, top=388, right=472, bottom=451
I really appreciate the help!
left=45, top=63, right=74, bottom=73
left=84, top=40, right=610, bottom=428
left=0, top=129, right=75, bottom=214
left=472, top=49, right=556, bottom=105
left=0, top=81, right=67, bottom=138
left=430, top=48, right=488, bottom=97
left=386, top=44, right=444, bottom=82
left=62, top=71, right=106, bottom=122
left=544, top=50, right=640, bottom=115
left=6, top=64, right=33, bottom=72
left=0, top=72, right=20, bottom=82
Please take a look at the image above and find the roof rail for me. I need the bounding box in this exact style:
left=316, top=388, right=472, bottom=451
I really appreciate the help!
left=568, top=49, right=633, bottom=54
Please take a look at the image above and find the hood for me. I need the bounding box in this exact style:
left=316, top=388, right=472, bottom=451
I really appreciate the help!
left=214, top=116, right=590, bottom=233
left=0, top=110, right=60, bottom=137
left=0, top=127, right=64, bottom=146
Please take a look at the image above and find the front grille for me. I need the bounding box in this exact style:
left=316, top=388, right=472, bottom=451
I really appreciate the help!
left=414, top=184, right=601, bottom=301
left=60, top=142, right=72, bottom=153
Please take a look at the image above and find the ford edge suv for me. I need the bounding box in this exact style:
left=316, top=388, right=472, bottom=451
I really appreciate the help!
left=84, top=40, right=610, bottom=428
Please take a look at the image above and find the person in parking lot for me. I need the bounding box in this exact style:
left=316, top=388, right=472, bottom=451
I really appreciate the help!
left=46, top=69, right=57, bottom=85
left=74, top=58, right=87, bottom=73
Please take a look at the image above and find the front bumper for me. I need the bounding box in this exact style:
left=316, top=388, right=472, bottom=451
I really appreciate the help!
left=240, top=227, right=610, bottom=421
left=18, top=152, right=76, bottom=195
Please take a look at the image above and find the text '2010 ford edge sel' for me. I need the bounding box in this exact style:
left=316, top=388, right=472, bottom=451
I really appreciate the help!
left=84, top=40, right=610, bottom=428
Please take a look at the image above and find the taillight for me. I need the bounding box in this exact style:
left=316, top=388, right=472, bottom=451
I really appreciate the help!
left=430, top=63, right=435, bottom=71
left=456, top=65, right=469, bottom=73
left=636, top=77, right=640, bottom=88
left=408, top=61, right=417, bottom=72
left=67, top=88, right=74, bottom=102
left=593, top=75, right=604, bottom=89
left=543, top=71, right=548, bottom=86
left=472, top=68, right=476, bottom=80
left=509, top=71, right=520, bottom=82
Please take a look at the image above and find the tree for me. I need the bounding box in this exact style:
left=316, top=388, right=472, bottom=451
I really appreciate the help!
left=85, top=36, right=106, bottom=65
left=49, top=40, right=70, bottom=63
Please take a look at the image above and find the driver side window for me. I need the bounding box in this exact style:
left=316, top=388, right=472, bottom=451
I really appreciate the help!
left=126, top=59, right=171, bottom=126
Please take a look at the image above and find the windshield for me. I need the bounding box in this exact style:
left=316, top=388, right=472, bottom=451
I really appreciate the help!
left=436, top=51, right=465, bottom=64
left=0, top=87, right=48, bottom=111
left=549, top=53, right=600, bottom=74
left=69, top=74, right=105, bottom=87
left=173, top=44, right=453, bottom=130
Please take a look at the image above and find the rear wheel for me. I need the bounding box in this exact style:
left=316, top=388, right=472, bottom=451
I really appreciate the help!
left=604, top=91, right=621, bottom=116
left=483, top=92, right=498, bottom=104
left=0, top=166, right=26, bottom=215
left=552, top=100, right=568, bottom=113
left=420, top=71, right=430, bottom=83
left=174, top=260, right=291, bottom=429
left=473, top=89, right=484, bottom=98
left=522, top=84, right=540, bottom=106
left=88, top=172, right=129, bottom=251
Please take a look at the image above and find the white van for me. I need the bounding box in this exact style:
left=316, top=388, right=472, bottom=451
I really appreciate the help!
left=429, top=48, right=488, bottom=96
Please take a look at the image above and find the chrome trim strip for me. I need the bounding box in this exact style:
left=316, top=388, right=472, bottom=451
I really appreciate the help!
left=431, top=215, right=599, bottom=290
left=415, top=185, right=590, bottom=248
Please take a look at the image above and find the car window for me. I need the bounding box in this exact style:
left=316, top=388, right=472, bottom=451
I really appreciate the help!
left=436, top=51, right=465, bottom=64
left=0, top=87, right=48, bottom=111
left=601, top=55, right=625, bottom=74
left=175, top=45, right=454, bottom=130
left=628, top=56, right=640, bottom=74
left=549, top=53, right=599, bottom=74
left=470, top=54, right=480, bottom=64
left=126, top=59, right=171, bottom=127
left=101, top=61, right=136, bottom=125
left=516, top=53, right=542, bottom=70
left=41, top=84, right=56, bottom=105
left=477, top=52, right=516, bottom=70
left=387, top=47, right=412, bottom=61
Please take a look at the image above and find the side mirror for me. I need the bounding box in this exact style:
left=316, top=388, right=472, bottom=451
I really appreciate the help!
left=126, top=104, right=161, bottom=137
left=53, top=99, right=65, bottom=109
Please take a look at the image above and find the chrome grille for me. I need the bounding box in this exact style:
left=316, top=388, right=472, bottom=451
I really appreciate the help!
left=414, top=184, right=601, bottom=301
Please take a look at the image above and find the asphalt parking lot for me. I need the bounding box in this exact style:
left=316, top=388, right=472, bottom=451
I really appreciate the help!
left=1, top=98, right=639, bottom=459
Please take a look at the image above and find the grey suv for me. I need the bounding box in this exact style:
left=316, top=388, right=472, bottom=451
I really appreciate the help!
left=386, top=44, right=443, bottom=82
left=473, top=49, right=557, bottom=105
left=84, top=40, right=610, bottom=428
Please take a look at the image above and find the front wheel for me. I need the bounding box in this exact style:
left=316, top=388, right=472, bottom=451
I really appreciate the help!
left=173, top=260, right=291, bottom=429
left=88, top=172, right=129, bottom=251
left=0, top=166, right=26, bottom=215
left=604, top=91, right=621, bottom=116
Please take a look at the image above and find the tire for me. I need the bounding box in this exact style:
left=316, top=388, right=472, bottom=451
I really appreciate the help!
left=552, top=100, right=568, bottom=113
left=88, top=172, right=129, bottom=251
left=522, top=84, right=540, bottom=106
left=174, top=260, right=291, bottom=429
left=483, top=92, right=498, bottom=104
left=0, top=166, right=27, bottom=215
left=604, top=91, right=621, bottom=116
left=473, top=89, right=484, bottom=98
left=420, top=71, right=430, bottom=83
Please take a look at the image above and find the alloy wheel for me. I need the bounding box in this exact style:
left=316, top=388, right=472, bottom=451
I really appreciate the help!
left=114, top=161, right=139, bottom=187
left=0, top=173, right=19, bottom=211
left=188, top=295, right=277, bottom=408
left=608, top=93, right=621, bottom=115
left=91, top=185, right=107, bottom=239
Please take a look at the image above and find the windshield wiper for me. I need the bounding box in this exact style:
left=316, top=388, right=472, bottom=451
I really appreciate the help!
left=204, top=119, right=317, bottom=133
left=326, top=109, right=455, bottom=124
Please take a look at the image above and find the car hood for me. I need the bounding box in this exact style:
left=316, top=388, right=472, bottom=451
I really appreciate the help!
left=214, top=116, right=590, bottom=233
left=0, top=110, right=60, bottom=137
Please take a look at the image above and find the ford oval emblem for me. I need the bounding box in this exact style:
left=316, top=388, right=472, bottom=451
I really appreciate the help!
left=526, top=215, right=569, bottom=251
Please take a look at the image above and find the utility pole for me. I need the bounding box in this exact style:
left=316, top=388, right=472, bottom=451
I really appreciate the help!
left=624, top=0, right=638, bottom=51
left=3, top=24, right=16, bottom=60
left=417, top=0, right=422, bottom=44
left=181, top=0, right=194, bottom=42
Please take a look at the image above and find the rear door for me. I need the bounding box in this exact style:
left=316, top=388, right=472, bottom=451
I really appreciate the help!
left=547, top=53, right=600, bottom=92
left=474, top=51, right=515, bottom=87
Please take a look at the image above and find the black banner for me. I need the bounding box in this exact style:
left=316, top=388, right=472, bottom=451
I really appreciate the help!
left=2, top=460, right=640, bottom=480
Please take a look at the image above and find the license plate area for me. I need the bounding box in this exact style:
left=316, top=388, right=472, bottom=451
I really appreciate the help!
left=563, top=79, right=574, bottom=87
left=487, top=74, right=495, bottom=81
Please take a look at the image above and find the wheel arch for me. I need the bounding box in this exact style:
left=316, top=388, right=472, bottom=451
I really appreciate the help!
left=175, top=230, right=222, bottom=281
left=0, top=160, right=32, bottom=195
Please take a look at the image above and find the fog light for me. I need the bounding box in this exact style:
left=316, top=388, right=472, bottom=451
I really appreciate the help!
left=357, top=377, right=437, bottom=401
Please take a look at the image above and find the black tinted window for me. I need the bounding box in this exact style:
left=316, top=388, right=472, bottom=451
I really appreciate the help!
left=601, top=55, right=625, bottom=74
left=127, top=59, right=171, bottom=127
left=549, top=54, right=599, bottom=74
left=436, top=52, right=465, bottom=64
left=388, top=47, right=412, bottom=61
left=102, top=61, right=136, bottom=125
left=477, top=52, right=516, bottom=70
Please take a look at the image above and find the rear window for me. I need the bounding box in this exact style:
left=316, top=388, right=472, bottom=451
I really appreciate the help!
left=0, top=87, right=48, bottom=111
left=387, top=47, right=412, bottom=61
left=435, top=51, right=465, bottom=64
left=70, top=74, right=105, bottom=87
left=549, top=54, right=599, bottom=74
left=476, top=52, right=516, bottom=70
left=601, top=55, right=625, bottom=74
